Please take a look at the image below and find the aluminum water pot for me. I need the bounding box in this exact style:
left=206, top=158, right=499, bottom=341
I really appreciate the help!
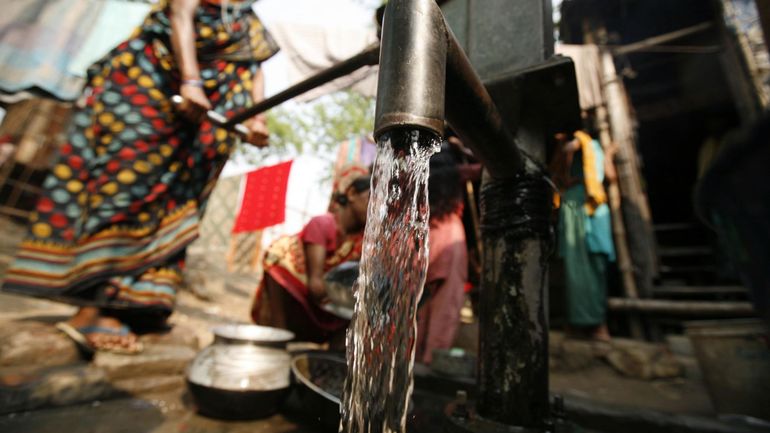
left=187, top=324, right=294, bottom=419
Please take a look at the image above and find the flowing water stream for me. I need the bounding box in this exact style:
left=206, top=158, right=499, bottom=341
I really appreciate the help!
left=340, top=129, right=440, bottom=433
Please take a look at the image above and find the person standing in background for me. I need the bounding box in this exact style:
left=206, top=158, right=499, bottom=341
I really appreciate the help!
left=416, top=150, right=469, bottom=363
left=551, top=128, right=617, bottom=342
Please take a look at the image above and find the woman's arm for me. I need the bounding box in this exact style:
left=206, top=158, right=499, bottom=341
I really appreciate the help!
left=550, top=136, right=580, bottom=189
left=245, top=68, right=269, bottom=147
left=304, top=243, right=328, bottom=303
left=252, top=67, right=265, bottom=104
left=301, top=215, right=334, bottom=303
left=169, top=0, right=211, bottom=122
left=561, top=138, right=584, bottom=187
left=170, top=0, right=200, bottom=82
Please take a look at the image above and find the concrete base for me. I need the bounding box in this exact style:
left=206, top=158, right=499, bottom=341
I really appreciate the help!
left=94, top=345, right=196, bottom=382
left=0, top=365, right=114, bottom=415
left=0, top=321, right=81, bottom=369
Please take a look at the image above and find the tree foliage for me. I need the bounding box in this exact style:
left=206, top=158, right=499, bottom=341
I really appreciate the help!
left=231, top=90, right=375, bottom=165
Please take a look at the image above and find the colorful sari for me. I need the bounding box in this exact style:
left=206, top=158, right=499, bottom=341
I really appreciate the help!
left=252, top=215, right=363, bottom=338
left=1, top=0, right=278, bottom=317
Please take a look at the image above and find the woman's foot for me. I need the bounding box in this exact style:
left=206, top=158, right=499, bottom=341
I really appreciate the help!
left=65, top=307, right=143, bottom=354
left=565, top=324, right=611, bottom=342
left=590, top=324, right=611, bottom=343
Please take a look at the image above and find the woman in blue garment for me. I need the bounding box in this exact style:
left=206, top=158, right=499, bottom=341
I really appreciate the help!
left=551, top=127, right=617, bottom=341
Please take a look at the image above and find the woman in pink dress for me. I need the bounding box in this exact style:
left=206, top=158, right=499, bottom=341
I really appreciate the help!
left=252, top=166, right=370, bottom=343
left=416, top=151, right=469, bottom=364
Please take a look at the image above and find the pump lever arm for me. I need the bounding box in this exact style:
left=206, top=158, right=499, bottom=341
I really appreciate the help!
left=171, top=95, right=251, bottom=138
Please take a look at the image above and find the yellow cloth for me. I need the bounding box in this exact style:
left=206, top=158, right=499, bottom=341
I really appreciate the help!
left=574, top=130, right=607, bottom=216
left=553, top=188, right=561, bottom=210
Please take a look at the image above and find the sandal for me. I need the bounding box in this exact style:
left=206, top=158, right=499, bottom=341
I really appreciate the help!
left=56, top=322, right=144, bottom=355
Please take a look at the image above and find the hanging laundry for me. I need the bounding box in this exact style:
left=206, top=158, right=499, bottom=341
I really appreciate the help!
left=232, top=160, right=294, bottom=233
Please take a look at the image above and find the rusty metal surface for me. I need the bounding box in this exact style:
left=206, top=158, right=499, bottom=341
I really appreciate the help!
left=477, top=170, right=553, bottom=430
left=374, top=0, right=525, bottom=178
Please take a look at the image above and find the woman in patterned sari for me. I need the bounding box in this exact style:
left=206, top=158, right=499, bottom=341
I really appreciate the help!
left=252, top=166, right=370, bottom=344
left=2, top=0, right=278, bottom=354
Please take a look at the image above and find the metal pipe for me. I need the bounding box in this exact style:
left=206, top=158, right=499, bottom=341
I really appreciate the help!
left=445, top=32, right=524, bottom=175
left=476, top=171, right=551, bottom=431
left=373, top=0, right=447, bottom=138
left=224, top=43, right=380, bottom=127
left=373, top=0, right=524, bottom=177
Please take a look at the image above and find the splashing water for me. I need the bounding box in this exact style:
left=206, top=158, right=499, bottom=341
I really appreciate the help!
left=341, top=130, right=440, bottom=433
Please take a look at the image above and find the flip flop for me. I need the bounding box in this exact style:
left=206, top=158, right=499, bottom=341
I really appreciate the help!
left=56, top=322, right=144, bottom=355
left=77, top=324, right=144, bottom=355
left=56, top=322, right=95, bottom=357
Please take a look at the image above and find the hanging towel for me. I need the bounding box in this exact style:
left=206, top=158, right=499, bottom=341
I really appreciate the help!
left=233, top=160, right=294, bottom=232
left=574, top=130, right=607, bottom=216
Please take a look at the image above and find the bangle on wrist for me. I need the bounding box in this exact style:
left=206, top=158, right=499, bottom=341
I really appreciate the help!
left=181, top=78, right=204, bottom=88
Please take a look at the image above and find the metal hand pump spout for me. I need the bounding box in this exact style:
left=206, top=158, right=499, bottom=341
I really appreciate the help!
left=374, top=0, right=555, bottom=431
left=374, top=0, right=524, bottom=178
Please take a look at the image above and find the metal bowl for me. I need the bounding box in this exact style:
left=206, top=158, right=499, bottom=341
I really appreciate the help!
left=324, top=261, right=360, bottom=309
left=290, top=352, right=347, bottom=431
left=211, top=323, right=295, bottom=346
left=288, top=352, right=414, bottom=430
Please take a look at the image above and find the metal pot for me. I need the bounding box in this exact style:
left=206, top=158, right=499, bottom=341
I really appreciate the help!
left=289, top=351, right=415, bottom=431
left=187, top=324, right=294, bottom=420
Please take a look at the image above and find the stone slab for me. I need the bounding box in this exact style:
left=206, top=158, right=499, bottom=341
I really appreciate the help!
left=549, top=332, right=612, bottom=372
left=93, top=345, right=196, bottom=381
left=1, top=343, right=195, bottom=414
left=0, top=321, right=81, bottom=368
left=605, top=338, right=683, bottom=380
left=0, top=365, right=114, bottom=414
left=0, top=293, right=75, bottom=319
left=112, top=375, right=186, bottom=395
left=139, top=325, right=200, bottom=351
left=554, top=339, right=612, bottom=372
